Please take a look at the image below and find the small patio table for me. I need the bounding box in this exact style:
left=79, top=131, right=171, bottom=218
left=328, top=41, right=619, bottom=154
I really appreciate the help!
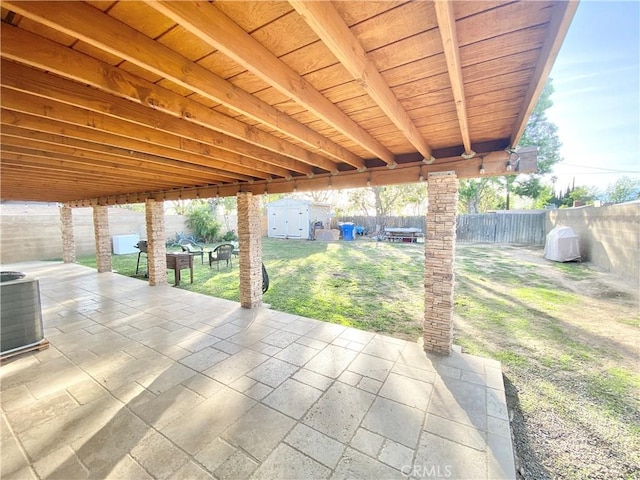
left=166, top=253, right=193, bottom=286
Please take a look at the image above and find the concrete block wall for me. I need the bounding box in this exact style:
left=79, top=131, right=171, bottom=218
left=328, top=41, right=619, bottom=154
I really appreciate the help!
left=0, top=204, right=188, bottom=264
left=546, top=202, right=640, bottom=280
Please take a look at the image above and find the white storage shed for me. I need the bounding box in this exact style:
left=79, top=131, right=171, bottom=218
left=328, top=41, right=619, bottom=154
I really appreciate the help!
left=267, top=198, right=331, bottom=239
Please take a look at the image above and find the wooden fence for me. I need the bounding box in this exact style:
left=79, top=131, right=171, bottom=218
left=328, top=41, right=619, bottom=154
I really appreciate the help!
left=338, top=211, right=546, bottom=245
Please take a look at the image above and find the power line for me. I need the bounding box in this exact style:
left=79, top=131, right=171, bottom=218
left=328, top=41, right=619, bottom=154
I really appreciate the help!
left=559, top=163, right=640, bottom=173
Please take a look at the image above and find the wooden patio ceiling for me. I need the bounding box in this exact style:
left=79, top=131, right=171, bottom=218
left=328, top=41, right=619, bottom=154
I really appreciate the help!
left=0, top=1, right=577, bottom=205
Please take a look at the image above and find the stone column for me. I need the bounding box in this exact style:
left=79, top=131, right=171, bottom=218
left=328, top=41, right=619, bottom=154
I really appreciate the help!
left=423, top=171, right=458, bottom=355
left=92, top=205, right=112, bottom=273
left=60, top=205, right=76, bottom=263
left=237, top=192, right=262, bottom=308
left=145, top=199, right=167, bottom=286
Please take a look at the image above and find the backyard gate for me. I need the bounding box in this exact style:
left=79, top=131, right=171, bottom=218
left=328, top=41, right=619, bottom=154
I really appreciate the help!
left=266, top=198, right=331, bottom=239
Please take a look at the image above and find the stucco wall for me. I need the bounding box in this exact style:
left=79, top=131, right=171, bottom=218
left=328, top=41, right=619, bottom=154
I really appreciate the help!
left=0, top=204, right=188, bottom=263
left=546, top=202, right=640, bottom=280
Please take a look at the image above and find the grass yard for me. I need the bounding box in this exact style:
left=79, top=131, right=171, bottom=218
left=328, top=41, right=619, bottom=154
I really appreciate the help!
left=77, top=238, right=640, bottom=479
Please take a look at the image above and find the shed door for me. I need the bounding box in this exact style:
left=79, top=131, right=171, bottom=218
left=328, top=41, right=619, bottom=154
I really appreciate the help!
left=285, top=206, right=305, bottom=238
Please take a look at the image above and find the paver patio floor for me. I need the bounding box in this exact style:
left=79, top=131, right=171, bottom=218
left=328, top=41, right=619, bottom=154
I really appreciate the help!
left=1, top=262, right=515, bottom=479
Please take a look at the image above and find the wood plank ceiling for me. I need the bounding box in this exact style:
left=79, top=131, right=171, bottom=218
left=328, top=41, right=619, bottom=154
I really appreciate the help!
left=0, top=1, right=577, bottom=205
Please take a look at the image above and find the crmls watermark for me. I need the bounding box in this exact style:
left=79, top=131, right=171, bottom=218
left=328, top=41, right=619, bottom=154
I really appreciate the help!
left=401, top=464, right=453, bottom=478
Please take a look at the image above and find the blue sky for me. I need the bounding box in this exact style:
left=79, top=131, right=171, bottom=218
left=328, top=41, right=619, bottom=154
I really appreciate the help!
left=544, top=0, right=640, bottom=195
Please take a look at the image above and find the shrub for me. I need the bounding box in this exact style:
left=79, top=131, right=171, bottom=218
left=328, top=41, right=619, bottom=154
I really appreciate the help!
left=185, top=203, right=221, bottom=243
left=221, top=230, right=238, bottom=242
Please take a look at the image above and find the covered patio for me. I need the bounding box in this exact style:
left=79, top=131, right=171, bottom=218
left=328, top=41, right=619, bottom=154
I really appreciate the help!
left=2, top=261, right=512, bottom=479
left=1, top=1, right=577, bottom=478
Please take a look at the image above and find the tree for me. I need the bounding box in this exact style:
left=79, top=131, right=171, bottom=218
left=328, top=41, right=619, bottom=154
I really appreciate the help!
left=504, top=79, right=563, bottom=207
left=185, top=200, right=221, bottom=242
left=458, top=178, right=502, bottom=214
left=605, top=176, right=640, bottom=204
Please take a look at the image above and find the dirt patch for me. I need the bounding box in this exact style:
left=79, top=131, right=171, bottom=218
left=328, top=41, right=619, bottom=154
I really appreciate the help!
left=453, top=244, right=640, bottom=479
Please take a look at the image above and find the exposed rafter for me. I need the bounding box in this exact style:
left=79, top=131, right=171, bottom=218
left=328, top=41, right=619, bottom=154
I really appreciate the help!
left=2, top=0, right=366, bottom=169
left=145, top=0, right=386, bottom=167
left=434, top=0, right=473, bottom=158
left=289, top=0, right=433, bottom=165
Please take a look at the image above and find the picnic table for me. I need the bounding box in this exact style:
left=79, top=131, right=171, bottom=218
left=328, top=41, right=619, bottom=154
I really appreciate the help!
left=383, top=227, right=423, bottom=243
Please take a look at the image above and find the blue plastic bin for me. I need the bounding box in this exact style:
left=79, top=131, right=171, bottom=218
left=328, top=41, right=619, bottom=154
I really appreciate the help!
left=340, top=223, right=355, bottom=241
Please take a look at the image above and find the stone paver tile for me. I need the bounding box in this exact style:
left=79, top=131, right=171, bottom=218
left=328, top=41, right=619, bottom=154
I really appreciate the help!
left=461, top=370, right=486, bottom=386
left=138, top=363, right=197, bottom=395
left=161, top=386, right=255, bottom=455
left=357, top=377, right=382, bottom=394
left=222, top=403, right=295, bottom=461
left=424, top=414, right=486, bottom=451
left=487, top=432, right=517, bottom=479
left=66, top=378, right=108, bottom=405
left=132, top=384, right=206, bottom=429
left=211, top=340, right=244, bottom=355
left=346, top=341, right=366, bottom=352
left=6, top=390, right=78, bottom=434
left=379, top=439, right=415, bottom=471
left=249, top=342, right=281, bottom=357
left=487, top=387, right=509, bottom=420
left=285, top=423, right=345, bottom=469
left=296, top=336, right=328, bottom=350
left=350, top=428, right=384, bottom=457
left=362, top=397, right=424, bottom=449
left=281, top=319, right=318, bottom=335
left=292, top=369, right=333, bottom=391
left=338, top=328, right=375, bottom=344
left=179, top=347, right=229, bottom=371
left=26, top=359, right=90, bottom=399
left=486, top=366, right=506, bottom=391
left=435, top=363, right=462, bottom=380
left=130, top=430, right=190, bottom=480
left=251, top=444, right=330, bottom=480
left=304, top=345, right=358, bottom=379
left=214, top=450, right=258, bottom=480
left=194, top=438, right=236, bottom=473
left=207, top=323, right=245, bottom=340
left=71, top=409, right=148, bottom=474
left=396, top=342, right=437, bottom=371
left=66, top=348, right=99, bottom=365
left=1, top=385, right=34, bottom=413
left=331, top=337, right=350, bottom=348
left=428, top=377, right=487, bottom=430
left=332, top=447, right=405, bottom=480
left=275, top=343, right=319, bottom=366
left=391, top=363, right=437, bottom=384
left=305, top=323, right=346, bottom=343
left=169, top=461, right=213, bottom=480
left=487, top=415, right=512, bottom=439
left=227, top=325, right=276, bottom=347
left=244, top=382, right=273, bottom=401
left=347, top=353, right=393, bottom=382
left=111, top=382, right=149, bottom=404
left=229, top=375, right=257, bottom=393
left=304, top=382, right=374, bottom=443
left=18, top=395, right=123, bottom=461
left=32, top=445, right=87, bottom=480
left=182, top=374, right=224, bottom=398
left=438, top=351, right=486, bottom=375
left=379, top=373, right=433, bottom=411
left=263, top=379, right=323, bottom=419
left=1, top=434, right=30, bottom=479
left=262, top=330, right=301, bottom=348
left=338, top=370, right=362, bottom=386
left=2, top=466, right=37, bottom=480
left=92, top=454, right=152, bottom=480
left=361, top=339, right=404, bottom=362
left=246, top=357, right=299, bottom=388
left=203, top=349, right=269, bottom=385
left=414, top=432, right=486, bottom=480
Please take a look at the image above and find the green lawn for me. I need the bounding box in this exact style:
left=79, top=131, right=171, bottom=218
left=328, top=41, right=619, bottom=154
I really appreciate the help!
left=77, top=238, right=639, bottom=479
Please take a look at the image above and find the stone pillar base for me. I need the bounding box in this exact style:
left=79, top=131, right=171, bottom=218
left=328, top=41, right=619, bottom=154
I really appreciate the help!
left=60, top=205, right=76, bottom=263
left=146, top=199, right=167, bottom=286
left=237, top=192, right=262, bottom=308
left=93, top=205, right=111, bottom=273
left=423, top=172, right=458, bottom=355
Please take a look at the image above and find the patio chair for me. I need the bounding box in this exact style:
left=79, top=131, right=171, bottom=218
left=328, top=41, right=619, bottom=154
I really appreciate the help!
left=180, top=242, right=205, bottom=264
left=209, top=243, right=234, bottom=270
left=134, top=240, right=147, bottom=275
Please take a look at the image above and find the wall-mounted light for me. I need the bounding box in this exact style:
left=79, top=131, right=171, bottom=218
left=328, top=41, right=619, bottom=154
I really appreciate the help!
left=418, top=165, right=425, bottom=182
left=366, top=174, right=371, bottom=187
left=479, top=157, right=485, bottom=175
left=328, top=178, right=333, bottom=190
left=505, top=149, right=520, bottom=172
left=293, top=180, right=298, bottom=193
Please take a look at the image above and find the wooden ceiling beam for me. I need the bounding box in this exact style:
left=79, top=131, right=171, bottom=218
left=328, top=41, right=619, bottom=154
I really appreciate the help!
left=0, top=24, right=339, bottom=175
left=509, top=0, right=579, bottom=147
left=0, top=135, right=227, bottom=184
left=147, top=1, right=392, bottom=167
left=0, top=90, right=290, bottom=180
left=3, top=1, right=365, bottom=170
left=1, top=125, right=236, bottom=182
left=0, top=110, right=264, bottom=182
left=0, top=59, right=310, bottom=178
left=434, top=0, right=473, bottom=158
left=289, top=0, right=432, bottom=164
